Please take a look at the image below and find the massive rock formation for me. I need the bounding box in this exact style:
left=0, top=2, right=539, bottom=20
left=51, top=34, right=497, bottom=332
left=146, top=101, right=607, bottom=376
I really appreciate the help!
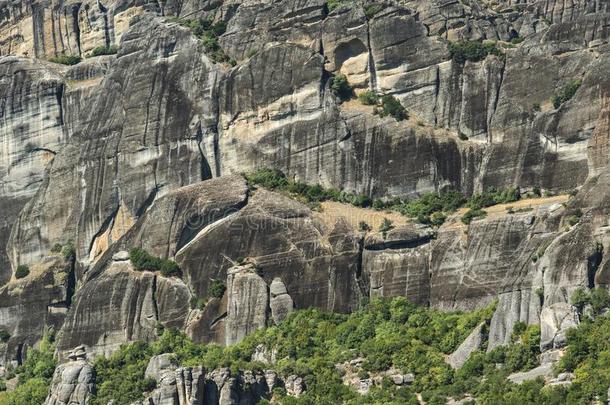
left=0, top=1, right=609, bottom=401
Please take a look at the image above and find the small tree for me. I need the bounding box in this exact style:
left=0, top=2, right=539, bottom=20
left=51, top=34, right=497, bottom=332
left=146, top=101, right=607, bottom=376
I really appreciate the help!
left=15, top=265, right=29, bottom=279
left=330, top=74, right=353, bottom=101
left=359, top=221, right=372, bottom=232
left=571, top=287, right=589, bottom=312
left=0, top=329, right=10, bottom=343
left=380, top=95, right=408, bottom=121
left=209, top=279, right=226, bottom=299
left=380, top=218, right=394, bottom=238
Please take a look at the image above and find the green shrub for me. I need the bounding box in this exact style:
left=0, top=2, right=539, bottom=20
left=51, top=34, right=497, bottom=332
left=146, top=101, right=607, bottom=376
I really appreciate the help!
left=330, top=73, right=353, bottom=101
left=0, top=329, right=9, bottom=343
left=89, top=45, right=118, bottom=57
left=245, top=168, right=288, bottom=189
left=48, top=55, right=82, bottom=65
left=51, top=243, right=62, bottom=253
left=379, top=218, right=394, bottom=237
left=358, top=90, right=379, bottom=105
left=358, top=221, right=372, bottom=232
left=399, top=190, right=465, bottom=225
left=589, top=288, right=610, bottom=315
left=327, top=0, right=348, bottom=12
left=467, top=186, right=520, bottom=210
left=448, top=40, right=504, bottom=63
left=129, top=248, right=181, bottom=277
left=159, top=260, right=181, bottom=277
left=571, top=287, right=590, bottom=312
left=209, top=279, right=226, bottom=299
left=565, top=208, right=583, bottom=226
left=61, top=242, right=76, bottom=261
left=461, top=208, right=486, bottom=224
left=15, top=265, right=29, bottom=279
left=551, top=80, right=582, bottom=109
left=510, top=36, right=524, bottom=44
left=379, top=95, right=408, bottom=121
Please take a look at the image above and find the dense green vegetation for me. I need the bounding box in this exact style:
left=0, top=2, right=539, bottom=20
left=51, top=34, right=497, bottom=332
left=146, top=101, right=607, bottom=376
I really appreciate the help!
left=91, top=342, right=157, bottom=405
left=551, top=80, right=582, bottom=109
left=245, top=168, right=373, bottom=209
left=89, top=45, right=118, bottom=57
left=14, top=265, right=29, bottom=279
left=449, top=40, right=504, bottom=63
left=129, top=248, right=182, bottom=277
left=83, top=298, right=499, bottom=404
left=557, top=320, right=610, bottom=401
left=0, top=329, right=9, bottom=343
left=6, top=293, right=610, bottom=404
left=169, top=17, right=233, bottom=64
left=245, top=168, right=528, bottom=226
left=0, top=332, right=56, bottom=405
left=48, top=55, right=82, bottom=65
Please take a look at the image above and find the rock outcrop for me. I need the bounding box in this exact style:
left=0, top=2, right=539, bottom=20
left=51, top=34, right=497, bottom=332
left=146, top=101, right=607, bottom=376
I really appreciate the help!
left=45, top=346, right=94, bottom=405
left=141, top=354, right=275, bottom=405
left=0, top=1, right=609, bottom=396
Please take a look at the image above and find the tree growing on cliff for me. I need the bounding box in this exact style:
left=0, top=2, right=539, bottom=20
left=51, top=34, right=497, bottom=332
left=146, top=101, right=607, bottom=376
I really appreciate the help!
left=330, top=74, right=353, bottom=101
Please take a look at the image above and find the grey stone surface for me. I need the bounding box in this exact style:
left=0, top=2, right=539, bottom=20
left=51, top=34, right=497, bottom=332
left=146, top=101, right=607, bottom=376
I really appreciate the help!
left=447, top=322, right=486, bottom=369
left=540, top=303, right=580, bottom=351
left=0, top=1, right=609, bottom=394
left=45, top=358, right=94, bottom=405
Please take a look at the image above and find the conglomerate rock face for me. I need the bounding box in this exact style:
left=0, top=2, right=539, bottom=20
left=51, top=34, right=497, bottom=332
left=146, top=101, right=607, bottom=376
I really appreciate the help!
left=0, top=0, right=609, bottom=401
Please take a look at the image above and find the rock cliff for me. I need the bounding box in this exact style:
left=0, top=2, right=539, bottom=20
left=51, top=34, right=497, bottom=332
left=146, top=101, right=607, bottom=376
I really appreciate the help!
left=0, top=0, right=609, bottom=403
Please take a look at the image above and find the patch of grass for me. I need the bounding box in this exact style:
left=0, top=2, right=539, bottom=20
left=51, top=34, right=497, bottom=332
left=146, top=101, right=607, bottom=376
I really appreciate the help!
left=89, top=45, right=118, bottom=57
left=565, top=208, right=583, bottom=226
left=358, top=90, right=379, bottom=105
left=461, top=208, right=487, bottom=224
left=48, top=55, right=82, bottom=65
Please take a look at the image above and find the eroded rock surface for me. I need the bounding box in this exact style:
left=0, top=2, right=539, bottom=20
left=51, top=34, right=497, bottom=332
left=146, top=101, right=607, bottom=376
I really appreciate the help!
left=0, top=0, right=609, bottom=392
